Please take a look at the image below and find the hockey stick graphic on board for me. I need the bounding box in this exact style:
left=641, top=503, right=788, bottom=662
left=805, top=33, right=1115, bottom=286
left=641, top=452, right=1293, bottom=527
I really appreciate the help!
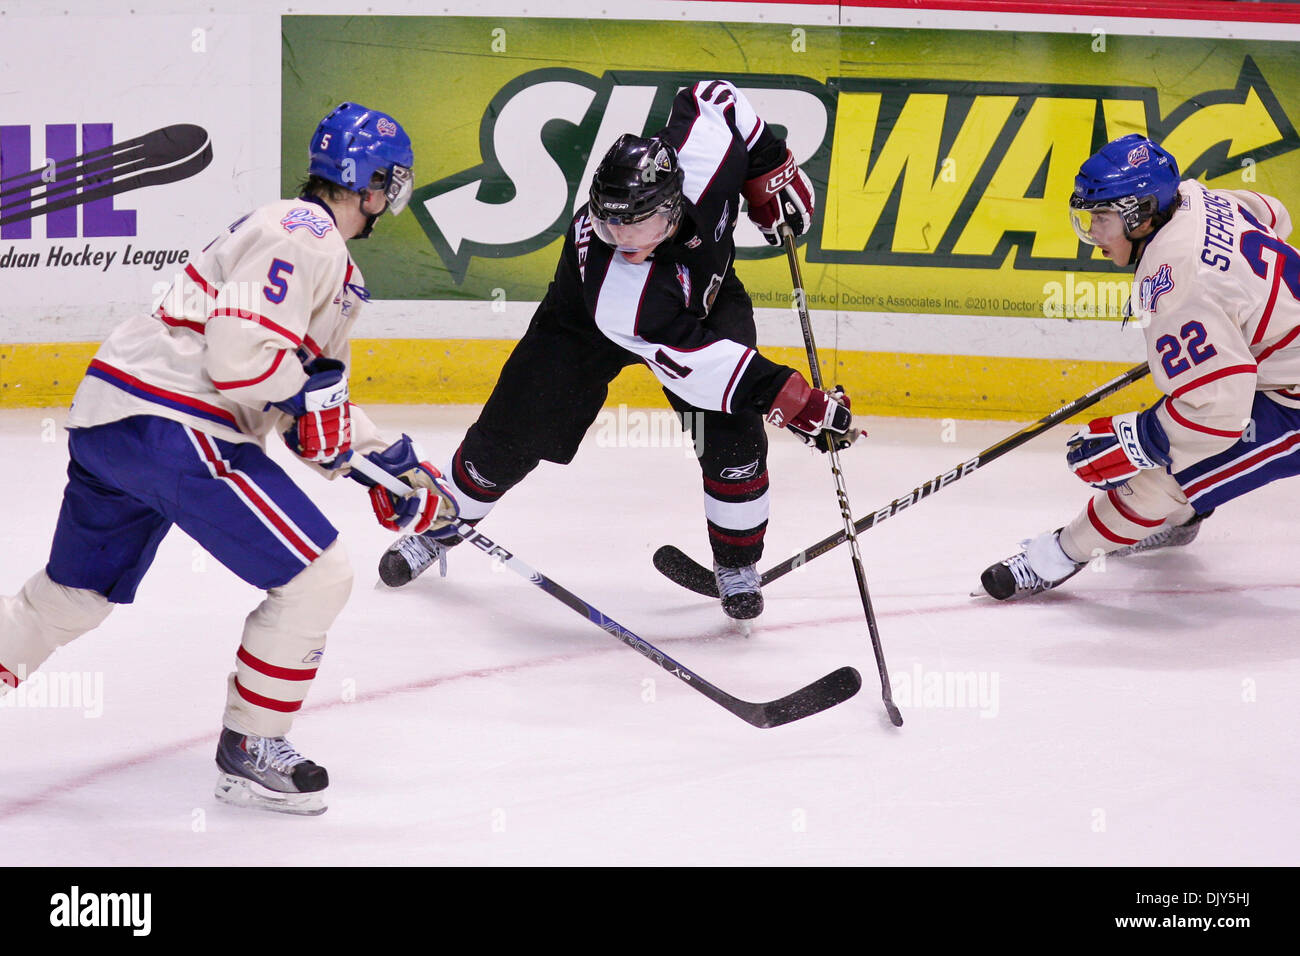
left=349, top=453, right=862, bottom=729
left=0, top=125, right=212, bottom=226
left=780, top=223, right=901, bottom=727
left=654, top=361, right=1153, bottom=598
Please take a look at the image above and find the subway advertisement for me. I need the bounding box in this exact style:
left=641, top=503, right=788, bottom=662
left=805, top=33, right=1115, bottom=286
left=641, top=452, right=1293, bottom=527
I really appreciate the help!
left=283, top=16, right=1300, bottom=323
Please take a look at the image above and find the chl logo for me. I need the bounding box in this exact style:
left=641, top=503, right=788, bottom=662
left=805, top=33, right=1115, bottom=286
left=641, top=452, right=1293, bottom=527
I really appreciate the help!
left=0, top=122, right=212, bottom=239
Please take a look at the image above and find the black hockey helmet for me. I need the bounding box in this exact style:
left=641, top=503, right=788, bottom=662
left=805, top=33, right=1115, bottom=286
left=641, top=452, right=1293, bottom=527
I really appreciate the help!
left=589, top=134, right=684, bottom=252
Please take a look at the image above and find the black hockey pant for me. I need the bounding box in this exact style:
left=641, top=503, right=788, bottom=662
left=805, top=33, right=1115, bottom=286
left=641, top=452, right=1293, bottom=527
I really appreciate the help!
left=444, top=290, right=770, bottom=568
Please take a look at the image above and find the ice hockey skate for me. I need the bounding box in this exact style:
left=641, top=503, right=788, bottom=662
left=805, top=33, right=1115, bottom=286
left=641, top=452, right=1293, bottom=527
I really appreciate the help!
left=713, top=562, right=764, bottom=621
left=1110, top=509, right=1212, bottom=558
left=977, top=530, right=1084, bottom=601
left=378, top=531, right=458, bottom=587
left=214, top=728, right=329, bottom=816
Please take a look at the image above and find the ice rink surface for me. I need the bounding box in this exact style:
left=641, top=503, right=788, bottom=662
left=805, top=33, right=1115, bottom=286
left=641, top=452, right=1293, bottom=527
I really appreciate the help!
left=1, top=404, right=1296, bottom=866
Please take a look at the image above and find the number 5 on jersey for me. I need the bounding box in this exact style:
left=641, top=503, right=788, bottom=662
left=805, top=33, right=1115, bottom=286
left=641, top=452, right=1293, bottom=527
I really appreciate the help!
left=264, top=258, right=295, bottom=304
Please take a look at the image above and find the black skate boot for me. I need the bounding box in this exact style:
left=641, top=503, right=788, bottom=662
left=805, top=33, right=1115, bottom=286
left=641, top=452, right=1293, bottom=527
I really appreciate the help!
left=378, top=530, right=462, bottom=588
left=978, top=530, right=1085, bottom=601
left=214, top=728, right=328, bottom=816
left=713, top=562, right=764, bottom=620
left=1111, top=509, right=1213, bottom=558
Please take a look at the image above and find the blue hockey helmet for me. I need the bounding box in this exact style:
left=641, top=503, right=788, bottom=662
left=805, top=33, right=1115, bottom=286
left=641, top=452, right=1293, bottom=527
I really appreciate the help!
left=309, top=103, right=414, bottom=215
left=1070, top=134, right=1180, bottom=245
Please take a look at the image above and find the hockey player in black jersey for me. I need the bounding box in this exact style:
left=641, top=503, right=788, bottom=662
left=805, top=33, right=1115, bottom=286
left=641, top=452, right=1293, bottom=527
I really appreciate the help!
left=380, top=79, right=856, bottom=620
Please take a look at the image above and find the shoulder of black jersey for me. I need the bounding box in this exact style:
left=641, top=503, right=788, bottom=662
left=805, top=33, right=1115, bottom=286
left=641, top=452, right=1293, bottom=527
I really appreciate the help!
left=661, top=80, right=738, bottom=148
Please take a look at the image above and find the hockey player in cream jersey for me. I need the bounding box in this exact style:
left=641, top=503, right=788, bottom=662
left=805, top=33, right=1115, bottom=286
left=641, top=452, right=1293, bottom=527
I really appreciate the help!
left=0, top=103, right=452, bottom=813
left=979, top=133, right=1300, bottom=600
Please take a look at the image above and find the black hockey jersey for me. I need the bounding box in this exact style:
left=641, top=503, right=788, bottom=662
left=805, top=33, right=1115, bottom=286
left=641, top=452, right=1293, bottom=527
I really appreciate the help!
left=542, top=80, right=797, bottom=413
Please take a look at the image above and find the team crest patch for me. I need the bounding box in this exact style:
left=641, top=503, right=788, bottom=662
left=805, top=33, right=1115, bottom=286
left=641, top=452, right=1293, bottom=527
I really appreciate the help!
left=1139, top=263, right=1175, bottom=314
left=281, top=208, right=334, bottom=237
left=1126, top=144, right=1150, bottom=167
left=377, top=117, right=398, bottom=137
left=675, top=262, right=692, bottom=305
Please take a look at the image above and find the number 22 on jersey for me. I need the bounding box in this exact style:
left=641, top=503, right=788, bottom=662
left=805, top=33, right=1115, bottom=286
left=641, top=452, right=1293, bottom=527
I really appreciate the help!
left=1157, top=320, right=1217, bottom=377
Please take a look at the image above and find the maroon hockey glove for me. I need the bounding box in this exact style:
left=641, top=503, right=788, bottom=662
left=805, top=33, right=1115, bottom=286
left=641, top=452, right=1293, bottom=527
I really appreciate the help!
left=742, top=149, right=815, bottom=246
left=274, top=358, right=352, bottom=465
left=766, top=372, right=858, bottom=452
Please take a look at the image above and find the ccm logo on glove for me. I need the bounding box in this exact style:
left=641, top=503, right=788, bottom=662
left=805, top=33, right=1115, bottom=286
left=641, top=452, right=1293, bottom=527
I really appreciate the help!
left=742, top=149, right=816, bottom=245
left=273, top=358, right=352, bottom=465
left=1065, top=409, right=1171, bottom=489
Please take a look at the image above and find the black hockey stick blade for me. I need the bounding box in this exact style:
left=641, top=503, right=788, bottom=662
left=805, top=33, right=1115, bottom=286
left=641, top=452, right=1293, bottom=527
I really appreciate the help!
left=739, top=666, right=862, bottom=728
left=653, top=544, right=719, bottom=598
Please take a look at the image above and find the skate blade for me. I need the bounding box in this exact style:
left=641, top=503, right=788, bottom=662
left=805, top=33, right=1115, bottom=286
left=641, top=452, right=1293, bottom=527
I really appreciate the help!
left=730, top=617, right=756, bottom=638
left=214, top=773, right=327, bottom=816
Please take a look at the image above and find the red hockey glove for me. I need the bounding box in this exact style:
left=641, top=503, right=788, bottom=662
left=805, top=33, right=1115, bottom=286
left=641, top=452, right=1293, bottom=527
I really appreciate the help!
left=1065, top=409, right=1171, bottom=490
left=355, top=435, right=459, bottom=534
left=274, top=359, right=352, bottom=465
left=742, top=149, right=815, bottom=246
left=766, top=372, right=858, bottom=452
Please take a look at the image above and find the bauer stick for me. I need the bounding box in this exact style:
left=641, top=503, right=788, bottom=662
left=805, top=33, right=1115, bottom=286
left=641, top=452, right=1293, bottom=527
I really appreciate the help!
left=779, top=224, right=901, bottom=727
left=349, top=453, right=862, bottom=729
left=654, top=361, right=1152, bottom=598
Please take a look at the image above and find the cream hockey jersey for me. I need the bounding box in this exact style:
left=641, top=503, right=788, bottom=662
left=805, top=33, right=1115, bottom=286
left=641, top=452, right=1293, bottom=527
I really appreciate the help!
left=67, top=197, right=388, bottom=462
left=1133, top=181, right=1300, bottom=472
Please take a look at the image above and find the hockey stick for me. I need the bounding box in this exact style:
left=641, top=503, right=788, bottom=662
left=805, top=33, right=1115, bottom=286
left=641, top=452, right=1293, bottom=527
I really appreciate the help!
left=655, top=361, right=1153, bottom=598
left=349, top=453, right=862, bottom=729
left=0, top=125, right=212, bottom=226
left=780, top=224, right=901, bottom=727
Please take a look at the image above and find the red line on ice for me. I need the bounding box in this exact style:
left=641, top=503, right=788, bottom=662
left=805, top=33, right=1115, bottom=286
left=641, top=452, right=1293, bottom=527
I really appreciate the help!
left=4, top=583, right=1298, bottom=820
